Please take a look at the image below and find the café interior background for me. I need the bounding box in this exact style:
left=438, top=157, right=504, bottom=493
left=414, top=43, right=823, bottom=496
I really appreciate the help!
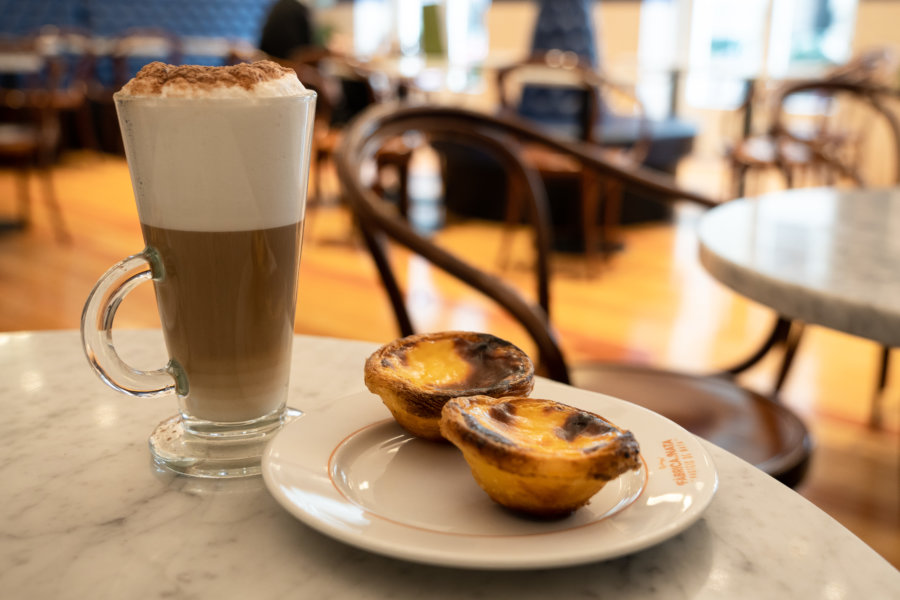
left=1, top=0, right=898, bottom=569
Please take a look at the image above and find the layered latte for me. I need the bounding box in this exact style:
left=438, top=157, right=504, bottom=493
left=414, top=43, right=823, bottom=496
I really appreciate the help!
left=115, top=62, right=315, bottom=424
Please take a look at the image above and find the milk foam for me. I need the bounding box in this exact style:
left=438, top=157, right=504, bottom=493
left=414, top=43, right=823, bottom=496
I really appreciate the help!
left=143, top=76, right=306, bottom=99
left=116, top=61, right=307, bottom=99
left=115, top=62, right=316, bottom=232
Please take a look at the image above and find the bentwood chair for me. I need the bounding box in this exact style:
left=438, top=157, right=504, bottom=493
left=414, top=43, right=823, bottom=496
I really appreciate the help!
left=89, top=28, right=184, bottom=155
left=27, top=26, right=98, bottom=153
left=335, top=103, right=812, bottom=487
left=279, top=57, right=342, bottom=210
left=755, top=79, right=900, bottom=427
left=726, top=48, right=899, bottom=198
left=284, top=49, right=391, bottom=208
left=0, top=35, right=69, bottom=241
left=494, top=50, right=651, bottom=271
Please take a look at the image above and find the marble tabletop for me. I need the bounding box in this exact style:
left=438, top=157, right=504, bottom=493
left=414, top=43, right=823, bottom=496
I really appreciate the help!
left=1, top=330, right=897, bottom=599
left=698, top=186, right=900, bottom=347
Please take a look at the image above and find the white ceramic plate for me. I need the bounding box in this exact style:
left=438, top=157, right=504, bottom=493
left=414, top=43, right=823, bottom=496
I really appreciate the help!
left=263, top=379, right=718, bottom=570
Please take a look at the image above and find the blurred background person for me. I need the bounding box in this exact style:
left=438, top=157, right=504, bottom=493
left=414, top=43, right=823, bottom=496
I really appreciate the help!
left=259, top=0, right=319, bottom=60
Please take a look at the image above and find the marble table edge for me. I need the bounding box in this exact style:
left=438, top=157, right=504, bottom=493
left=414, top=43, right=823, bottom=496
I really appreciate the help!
left=697, top=240, right=900, bottom=348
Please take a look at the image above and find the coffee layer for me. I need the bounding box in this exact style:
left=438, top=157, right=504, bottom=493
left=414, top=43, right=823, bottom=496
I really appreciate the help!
left=143, top=222, right=303, bottom=423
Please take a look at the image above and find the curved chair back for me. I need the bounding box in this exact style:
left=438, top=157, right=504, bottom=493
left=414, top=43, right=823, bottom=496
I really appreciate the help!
left=495, top=50, right=651, bottom=162
left=768, top=79, right=900, bottom=187
left=727, top=49, right=900, bottom=197
left=335, top=103, right=717, bottom=382
left=336, top=103, right=564, bottom=381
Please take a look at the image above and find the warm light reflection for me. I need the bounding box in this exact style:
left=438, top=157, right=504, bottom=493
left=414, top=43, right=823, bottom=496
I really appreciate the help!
left=282, top=486, right=369, bottom=528
left=646, top=492, right=687, bottom=506
left=755, top=196, right=835, bottom=287
left=667, top=207, right=732, bottom=369
left=823, top=581, right=848, bottom=600
left=20, top=370, right=43, bottom=392
left=0, top=332, right=31, bottom=346
left=93, top=402, right=118, bottom=428
left=707, top=567, right=731, bottom=591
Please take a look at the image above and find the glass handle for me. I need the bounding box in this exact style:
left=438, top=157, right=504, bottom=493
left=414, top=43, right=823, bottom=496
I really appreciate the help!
left=80, top=251, right=176, bottom=397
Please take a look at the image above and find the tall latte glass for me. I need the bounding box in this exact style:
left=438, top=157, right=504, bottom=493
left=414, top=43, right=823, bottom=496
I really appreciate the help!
left=81, top=62, right=316, bottom=478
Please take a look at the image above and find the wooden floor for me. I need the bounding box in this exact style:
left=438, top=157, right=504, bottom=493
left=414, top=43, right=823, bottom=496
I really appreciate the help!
left=1, top=150, right=897, bottom=568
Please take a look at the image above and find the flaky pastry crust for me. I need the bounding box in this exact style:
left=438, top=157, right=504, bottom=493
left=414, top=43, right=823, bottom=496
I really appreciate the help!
left=440, top=395, right=641, bottom=517
left=364, top=331, right=534, bottom=440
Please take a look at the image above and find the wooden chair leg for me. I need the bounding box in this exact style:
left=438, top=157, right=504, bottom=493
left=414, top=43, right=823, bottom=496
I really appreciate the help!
left=732, top=162, right=748, bottom=198
left=870, top=345, right=890, bottom=429
left=782, top=164, right=795, bottom=189
left=601, top=177, right=624, bottom=260
left=312, top=151, right=324, bottom=207
left=498, top=174, right=523, bottom=271
left=742, top=167, right=752, bottom=197
left=773, top=320, right=805, bottom=393
left=15, top=168, right=32, bottom=226
left=720, top=316, right=793, bottom=378
left=395, top=156, right=410, bottom=220
left=580, top=169, right=600, bottom=275
left=38, top=167, right=70, bottom=243
left=75, top=103, right=100, bottom=152
left=306, top=152, right=327, bottom=242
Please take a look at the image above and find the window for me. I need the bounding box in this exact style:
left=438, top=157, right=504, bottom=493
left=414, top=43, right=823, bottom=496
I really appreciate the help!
left=638, top=0, right=859, bottom=112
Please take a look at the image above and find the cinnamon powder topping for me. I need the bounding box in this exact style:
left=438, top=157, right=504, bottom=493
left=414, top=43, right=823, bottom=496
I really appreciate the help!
left=118, top=61, right=302, bottom=97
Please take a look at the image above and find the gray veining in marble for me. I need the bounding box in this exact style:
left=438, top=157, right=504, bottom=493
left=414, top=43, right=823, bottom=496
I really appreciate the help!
left=698, top=186, right=900, bottom=347
left=1, top=330, right=897, bottom=599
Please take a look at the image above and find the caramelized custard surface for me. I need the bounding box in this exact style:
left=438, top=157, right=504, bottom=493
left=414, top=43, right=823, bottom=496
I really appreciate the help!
left=463, top=399, right=619, bottom=457
left=392, top=336, right=525, bottom=391
left=364, top=331, right=535, bottom=440
left=399, top=339, right=472, bottom=388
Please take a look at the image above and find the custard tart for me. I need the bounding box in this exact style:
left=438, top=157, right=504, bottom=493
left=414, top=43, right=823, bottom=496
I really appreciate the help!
left=364, top=331, right=534, bottom=441
left=440, top=395, right=641, bottom=518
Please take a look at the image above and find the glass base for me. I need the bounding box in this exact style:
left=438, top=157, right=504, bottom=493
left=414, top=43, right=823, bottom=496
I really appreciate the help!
left=148, top=407, right=301, bottom=478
